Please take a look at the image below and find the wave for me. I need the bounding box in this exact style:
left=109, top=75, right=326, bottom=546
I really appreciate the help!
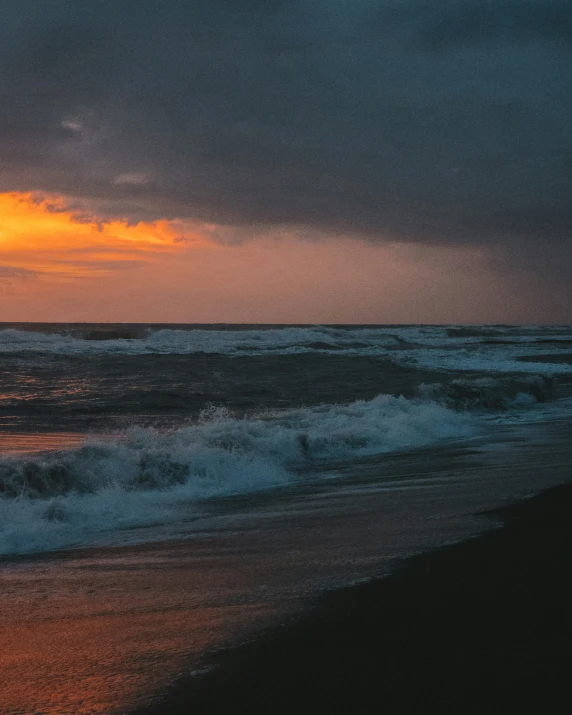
left=0, top=326, right=415, bottom=356
left=0, top=395, right=476, bottom=555
left=3, top=326, right=572, bottom=379
left=418, top=375, right=555, bottom=411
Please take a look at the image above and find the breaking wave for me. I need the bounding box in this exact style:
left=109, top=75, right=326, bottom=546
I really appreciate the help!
left=418, top=375, right=556, bottom=411
left=0, top=395, right=476, bottom=555
left=0, top=326, right=414, bottom=356
left=3, top=326, right=572, bottom=376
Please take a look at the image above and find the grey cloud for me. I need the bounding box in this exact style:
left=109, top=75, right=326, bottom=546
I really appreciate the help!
left=0, top=1, right=571, bottom=247
left=396, top=1, right=572, bottom=49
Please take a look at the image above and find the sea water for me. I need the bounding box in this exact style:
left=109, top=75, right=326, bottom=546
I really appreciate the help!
left=1, top=323, right=572, bottom=713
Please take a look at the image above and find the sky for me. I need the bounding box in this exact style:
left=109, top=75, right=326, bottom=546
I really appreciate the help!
left=1, top=0, right=571, bottom=323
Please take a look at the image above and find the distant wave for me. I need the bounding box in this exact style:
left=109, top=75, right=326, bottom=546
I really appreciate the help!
left=0, top=326, right=414, bottom=356
left=1, top=327, right=572, bottom=374
left=0, top=395, right=476, bottom=555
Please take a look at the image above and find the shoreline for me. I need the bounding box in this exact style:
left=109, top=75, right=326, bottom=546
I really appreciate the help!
left=3, top=415, right=572, bottom=714
left=133, top=479, right=572, bottom=714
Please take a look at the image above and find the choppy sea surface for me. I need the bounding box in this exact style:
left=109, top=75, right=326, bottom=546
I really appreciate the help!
left=1, top=322, right=572, bottom=557
left=2, top=323, right=572, bottom=714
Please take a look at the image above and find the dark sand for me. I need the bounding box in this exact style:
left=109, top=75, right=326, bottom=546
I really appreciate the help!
left=134, top=481, right=572, bottom=715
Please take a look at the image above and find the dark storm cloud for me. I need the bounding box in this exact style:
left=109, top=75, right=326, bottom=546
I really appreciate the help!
left=1, top=1, right=571, bottom=244
left=379, top=0, right=572, bottom=48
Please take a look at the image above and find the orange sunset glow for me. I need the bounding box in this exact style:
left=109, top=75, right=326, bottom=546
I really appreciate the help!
left=0, top=192, right=209, bottom=278
left=0, top=191, right=558, bottom=325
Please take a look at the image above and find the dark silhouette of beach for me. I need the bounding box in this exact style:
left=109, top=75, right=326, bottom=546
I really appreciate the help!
left=134, top=479, right=572, bottom=714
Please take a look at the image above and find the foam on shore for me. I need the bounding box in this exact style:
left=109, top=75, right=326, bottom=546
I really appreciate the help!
left=0, top=394, right=476, bottom=555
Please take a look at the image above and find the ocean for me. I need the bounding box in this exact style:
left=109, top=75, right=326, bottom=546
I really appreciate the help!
left=2, top=323, right=572, bottom=714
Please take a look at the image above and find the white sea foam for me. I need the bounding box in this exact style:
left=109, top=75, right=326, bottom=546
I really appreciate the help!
left=408, top=347, right=572, bottom=374
left=0, top=326, right=411, bottom=356
left=418, top=375, right=555, bottom=410
left=0, top=324, right=515, bottom=356
left=0, top=395, right=477, bottom=555
left=2, top=326, right=572, bottom=376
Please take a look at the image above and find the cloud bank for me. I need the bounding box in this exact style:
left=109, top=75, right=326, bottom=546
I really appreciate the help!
left=0, top=1, right=570, bottom=247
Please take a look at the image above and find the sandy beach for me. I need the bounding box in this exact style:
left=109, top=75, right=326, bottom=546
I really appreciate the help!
left=1, top=329, right=571, bottom=714
left=3, top=0, right=572, bottom=706
left=2, top=416, right=570, bottom=715
left=134, top=458, right=572, bottom=715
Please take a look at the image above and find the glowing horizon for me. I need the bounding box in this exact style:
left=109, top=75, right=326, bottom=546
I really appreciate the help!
left=0, top=191, right=568, bottom=325
left=0, top=192, right=214, bottom=279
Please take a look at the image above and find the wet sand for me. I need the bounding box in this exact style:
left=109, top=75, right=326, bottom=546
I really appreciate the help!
left=2, top=419, right=572, bottom=715
left=134, top=480, right=572, bottom=715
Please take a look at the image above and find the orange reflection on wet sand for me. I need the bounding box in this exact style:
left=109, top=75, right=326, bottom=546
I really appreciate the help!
left=0, top=428, right=280, bottom=713
left=0, top=545, right=277, bottom=715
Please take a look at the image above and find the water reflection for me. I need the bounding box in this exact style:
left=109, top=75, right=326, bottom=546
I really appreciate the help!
left=0, top=432, right=85, bottom=454
left=2, top=421, right=571, bottom=714
left=0, top=547, right=280, bottom=714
